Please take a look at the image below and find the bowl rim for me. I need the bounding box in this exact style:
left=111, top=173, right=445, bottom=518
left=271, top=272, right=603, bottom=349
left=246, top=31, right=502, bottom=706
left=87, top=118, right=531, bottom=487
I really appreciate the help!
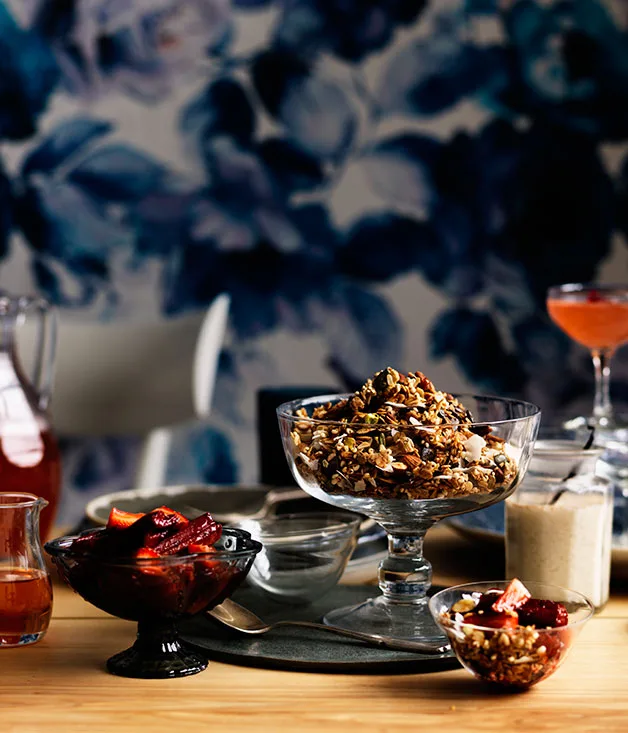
left=241, top=511, right=361, bottom=541
left=44, top=526, right=263, bottom=566
left=276, top=393, right=541, bottom=430
left=428, top=579, right=595, bottom=632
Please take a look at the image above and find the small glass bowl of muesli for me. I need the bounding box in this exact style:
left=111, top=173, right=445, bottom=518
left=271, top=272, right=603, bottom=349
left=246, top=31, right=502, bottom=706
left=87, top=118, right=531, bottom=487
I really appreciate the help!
left=429, top=579, right=594, bottom=689
left=276, top=368, right=541, bottom=644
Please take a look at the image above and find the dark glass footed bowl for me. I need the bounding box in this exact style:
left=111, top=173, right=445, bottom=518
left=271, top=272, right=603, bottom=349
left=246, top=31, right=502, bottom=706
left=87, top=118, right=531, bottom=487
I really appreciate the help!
left=45, top=527, right=261, bottom=679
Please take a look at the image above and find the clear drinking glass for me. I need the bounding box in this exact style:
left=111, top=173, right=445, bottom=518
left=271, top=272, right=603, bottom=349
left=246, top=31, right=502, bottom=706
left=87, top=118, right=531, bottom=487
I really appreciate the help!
left=505, top=437, right=613, bottom=611
left=277, top=394, right=540, bottom=643
left=0, top=493, right=52, bottom=646
left=546, top=283, right=628, bottom=438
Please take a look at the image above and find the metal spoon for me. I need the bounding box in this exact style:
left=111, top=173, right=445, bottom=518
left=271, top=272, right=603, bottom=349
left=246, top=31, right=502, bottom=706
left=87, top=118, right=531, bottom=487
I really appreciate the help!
left=207, top=598, right=451, bottom=655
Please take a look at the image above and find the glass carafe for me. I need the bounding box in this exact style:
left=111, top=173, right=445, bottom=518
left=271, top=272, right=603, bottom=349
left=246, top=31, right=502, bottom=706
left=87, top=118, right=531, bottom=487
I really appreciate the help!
left=0, top=493, right=53, bottom=646
left=0, top=294, right=60, bottom=540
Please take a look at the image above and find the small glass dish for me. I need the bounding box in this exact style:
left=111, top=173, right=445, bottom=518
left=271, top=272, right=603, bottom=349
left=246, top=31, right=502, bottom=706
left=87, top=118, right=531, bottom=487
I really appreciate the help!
left=241, top=512, right=360, bottom=604
left=45, top=527, right=261, bottom=678
left=429, top=580, right=593, bottom=690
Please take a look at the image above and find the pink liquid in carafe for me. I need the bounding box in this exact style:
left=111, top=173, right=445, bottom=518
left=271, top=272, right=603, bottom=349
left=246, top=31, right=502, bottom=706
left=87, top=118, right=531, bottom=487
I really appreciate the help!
left=0, top=356, right=61, bottom=541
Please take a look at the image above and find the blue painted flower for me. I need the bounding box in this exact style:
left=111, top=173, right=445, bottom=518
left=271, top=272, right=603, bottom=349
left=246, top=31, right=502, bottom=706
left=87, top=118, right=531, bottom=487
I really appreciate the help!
left=0, top=2, right=59, bottom=140
left=275, top=0, right=427, bottom=62
left=14, top=116, right=200, bottom=310
left=378, top=9, right=507, bottom=116
left=251, top=50, right=357, bottom=162
left=423, top=117, right=615, bottom=399
left=30, top=0, right=232, bottom=101
left=430, top=307, right=526, bottom=394
left=496, top=0, right=628, bottom=139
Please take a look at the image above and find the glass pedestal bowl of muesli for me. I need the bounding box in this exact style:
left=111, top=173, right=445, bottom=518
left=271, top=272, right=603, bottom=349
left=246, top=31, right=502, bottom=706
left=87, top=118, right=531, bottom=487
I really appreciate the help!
left=277, top=368, right=541, bottom=645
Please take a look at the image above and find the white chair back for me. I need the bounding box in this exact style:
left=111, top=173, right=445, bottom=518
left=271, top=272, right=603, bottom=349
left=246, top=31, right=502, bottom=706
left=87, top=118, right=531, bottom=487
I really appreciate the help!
left=134, top=294, right=230, bottom=488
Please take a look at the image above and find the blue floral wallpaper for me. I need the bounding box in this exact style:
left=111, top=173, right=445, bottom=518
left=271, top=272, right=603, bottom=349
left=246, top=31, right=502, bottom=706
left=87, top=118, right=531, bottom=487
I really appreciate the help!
left=0, top=0, right=627, bottom=523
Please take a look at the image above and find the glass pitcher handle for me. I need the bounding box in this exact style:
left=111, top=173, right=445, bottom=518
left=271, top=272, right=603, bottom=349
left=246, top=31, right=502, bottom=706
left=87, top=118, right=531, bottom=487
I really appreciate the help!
left=17, top=296, right=57, bottom=411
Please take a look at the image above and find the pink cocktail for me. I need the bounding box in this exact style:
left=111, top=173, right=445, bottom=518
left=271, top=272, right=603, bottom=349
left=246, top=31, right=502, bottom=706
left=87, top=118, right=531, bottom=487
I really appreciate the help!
left=547, top=283, right=628, bottom=433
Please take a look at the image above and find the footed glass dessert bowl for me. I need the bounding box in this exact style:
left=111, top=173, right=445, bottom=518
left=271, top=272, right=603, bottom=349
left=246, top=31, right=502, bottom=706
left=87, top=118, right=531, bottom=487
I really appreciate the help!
left=46, top=525, right=261, bottom=678
left=277, top=368, right=541, bottom=645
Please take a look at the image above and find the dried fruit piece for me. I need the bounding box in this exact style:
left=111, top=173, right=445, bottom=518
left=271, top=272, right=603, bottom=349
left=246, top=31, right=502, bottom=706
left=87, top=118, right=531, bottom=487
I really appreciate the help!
left=491, top=578, right=531, bottom=613
left=518, top=598, right=569, bottom=628
left=464, top=612, right=519, bottom=630
left=107, top=508, right=144, bottom=530
left=151, top=506, right=189, bottom=526
left=474, top=589, right=504, bottom=612
left=153, top=513, right=222, bottom=556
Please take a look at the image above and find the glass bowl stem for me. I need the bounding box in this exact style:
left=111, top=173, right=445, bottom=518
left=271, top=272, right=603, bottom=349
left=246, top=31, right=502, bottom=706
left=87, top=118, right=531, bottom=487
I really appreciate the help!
left=378, top=520, right=434, bottom=602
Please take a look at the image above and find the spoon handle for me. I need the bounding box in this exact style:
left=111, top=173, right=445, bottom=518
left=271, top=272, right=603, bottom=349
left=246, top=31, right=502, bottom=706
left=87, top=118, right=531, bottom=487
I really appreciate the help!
left=270, top=619, right=450, bottom=655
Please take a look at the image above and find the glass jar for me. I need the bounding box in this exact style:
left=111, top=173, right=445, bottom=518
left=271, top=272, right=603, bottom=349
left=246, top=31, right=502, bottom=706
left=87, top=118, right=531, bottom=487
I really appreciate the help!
left=505, top=437, right=613, bottom=611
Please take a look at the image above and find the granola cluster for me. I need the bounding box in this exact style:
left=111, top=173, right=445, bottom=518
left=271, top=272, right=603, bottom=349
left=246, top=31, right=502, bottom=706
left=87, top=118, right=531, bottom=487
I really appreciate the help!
left=440, top=595, right=567, bottom=688
left=289, top=367, right=517, bottom=500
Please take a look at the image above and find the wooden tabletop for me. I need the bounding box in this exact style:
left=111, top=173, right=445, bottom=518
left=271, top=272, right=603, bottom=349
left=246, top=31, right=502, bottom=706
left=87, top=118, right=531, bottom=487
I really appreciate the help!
left=3, top=525, right=628, bottom=733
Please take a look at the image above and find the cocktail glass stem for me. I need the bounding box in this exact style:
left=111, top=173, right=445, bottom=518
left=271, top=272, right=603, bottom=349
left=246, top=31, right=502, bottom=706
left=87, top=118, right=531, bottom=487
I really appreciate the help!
left=379, top=522, right=435, bottom=602
left=592, top=348, right=614, bottom=427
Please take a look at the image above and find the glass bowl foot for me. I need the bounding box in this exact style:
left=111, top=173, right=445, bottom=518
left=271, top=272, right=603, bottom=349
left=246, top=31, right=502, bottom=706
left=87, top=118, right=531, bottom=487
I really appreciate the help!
left=106, top=620, right=208, bottom=679
left=323, top=595, right=447, bottom=644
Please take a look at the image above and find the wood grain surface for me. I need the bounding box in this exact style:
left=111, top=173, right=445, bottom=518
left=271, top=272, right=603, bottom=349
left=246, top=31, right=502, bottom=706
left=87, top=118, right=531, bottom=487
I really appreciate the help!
left=4, top=525, right=627, bottom=733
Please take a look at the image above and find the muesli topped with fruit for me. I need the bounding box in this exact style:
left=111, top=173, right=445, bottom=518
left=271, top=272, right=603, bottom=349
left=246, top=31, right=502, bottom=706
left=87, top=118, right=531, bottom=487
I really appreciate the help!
left=439, top=579, right=571, bottom=688
left=290, top=367, right=517, bottom=500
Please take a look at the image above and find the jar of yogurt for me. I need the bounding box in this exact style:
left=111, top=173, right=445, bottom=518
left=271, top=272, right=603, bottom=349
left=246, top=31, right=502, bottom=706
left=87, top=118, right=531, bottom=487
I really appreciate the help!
left=505, top=437, right=613, bottom=611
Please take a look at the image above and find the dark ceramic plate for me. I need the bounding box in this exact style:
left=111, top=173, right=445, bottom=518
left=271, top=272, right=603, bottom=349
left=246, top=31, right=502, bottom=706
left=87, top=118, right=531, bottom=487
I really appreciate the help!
left=179, top=585, right=459, bottom=674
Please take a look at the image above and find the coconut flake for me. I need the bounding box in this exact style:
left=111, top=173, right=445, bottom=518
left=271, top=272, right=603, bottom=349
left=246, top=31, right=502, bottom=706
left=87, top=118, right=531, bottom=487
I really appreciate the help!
left=463, top=433, right=486, bottom=462
left=299, top=453, right=319, bottom=471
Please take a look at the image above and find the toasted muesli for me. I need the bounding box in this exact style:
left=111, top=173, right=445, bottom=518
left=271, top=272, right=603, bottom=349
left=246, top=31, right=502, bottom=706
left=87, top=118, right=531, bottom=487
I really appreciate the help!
left=439, top=579, right=571, bottom=688
left=289, top=367, right=517, bottom=500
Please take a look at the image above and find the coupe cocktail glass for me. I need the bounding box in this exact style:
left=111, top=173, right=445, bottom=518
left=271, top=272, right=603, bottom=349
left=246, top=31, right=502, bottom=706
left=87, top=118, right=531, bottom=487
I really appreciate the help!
left=277, top=394, right=540, bottom=644
left=547, top=283, right=628, bottom=435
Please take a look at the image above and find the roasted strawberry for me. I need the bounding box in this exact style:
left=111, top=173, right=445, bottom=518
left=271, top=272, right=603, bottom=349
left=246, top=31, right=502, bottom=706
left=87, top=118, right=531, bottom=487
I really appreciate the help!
left=107, top=508, right=144, bottom=530
left=81, top=510, right=182, bottom=557
left=151, top=506, right=189, bottom=526
left=125, top=509, right=183, bottom=549
left=491, top=578, right=531, bottom=613
left=463, top=611, right=519, bottom=629
left=153, top=513, right=222, bottom=555
left=134, top=547, right=160, bottom=559
left=518, top=598, right=569, bottom=628
left=69, top=528, right=107, bottom=554
left=187, top=543, right=215, bottom=554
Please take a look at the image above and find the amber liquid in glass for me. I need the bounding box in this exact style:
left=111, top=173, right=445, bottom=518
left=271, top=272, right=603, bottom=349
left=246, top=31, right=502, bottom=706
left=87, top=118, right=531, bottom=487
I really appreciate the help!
left=0, top=568, right=52, bottom=646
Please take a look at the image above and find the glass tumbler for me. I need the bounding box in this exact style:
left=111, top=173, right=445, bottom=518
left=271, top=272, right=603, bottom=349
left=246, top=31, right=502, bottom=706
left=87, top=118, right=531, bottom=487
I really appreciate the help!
left=0, top=493, right=52, bottom=646
left=505, top=438, right=613, bottom=611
